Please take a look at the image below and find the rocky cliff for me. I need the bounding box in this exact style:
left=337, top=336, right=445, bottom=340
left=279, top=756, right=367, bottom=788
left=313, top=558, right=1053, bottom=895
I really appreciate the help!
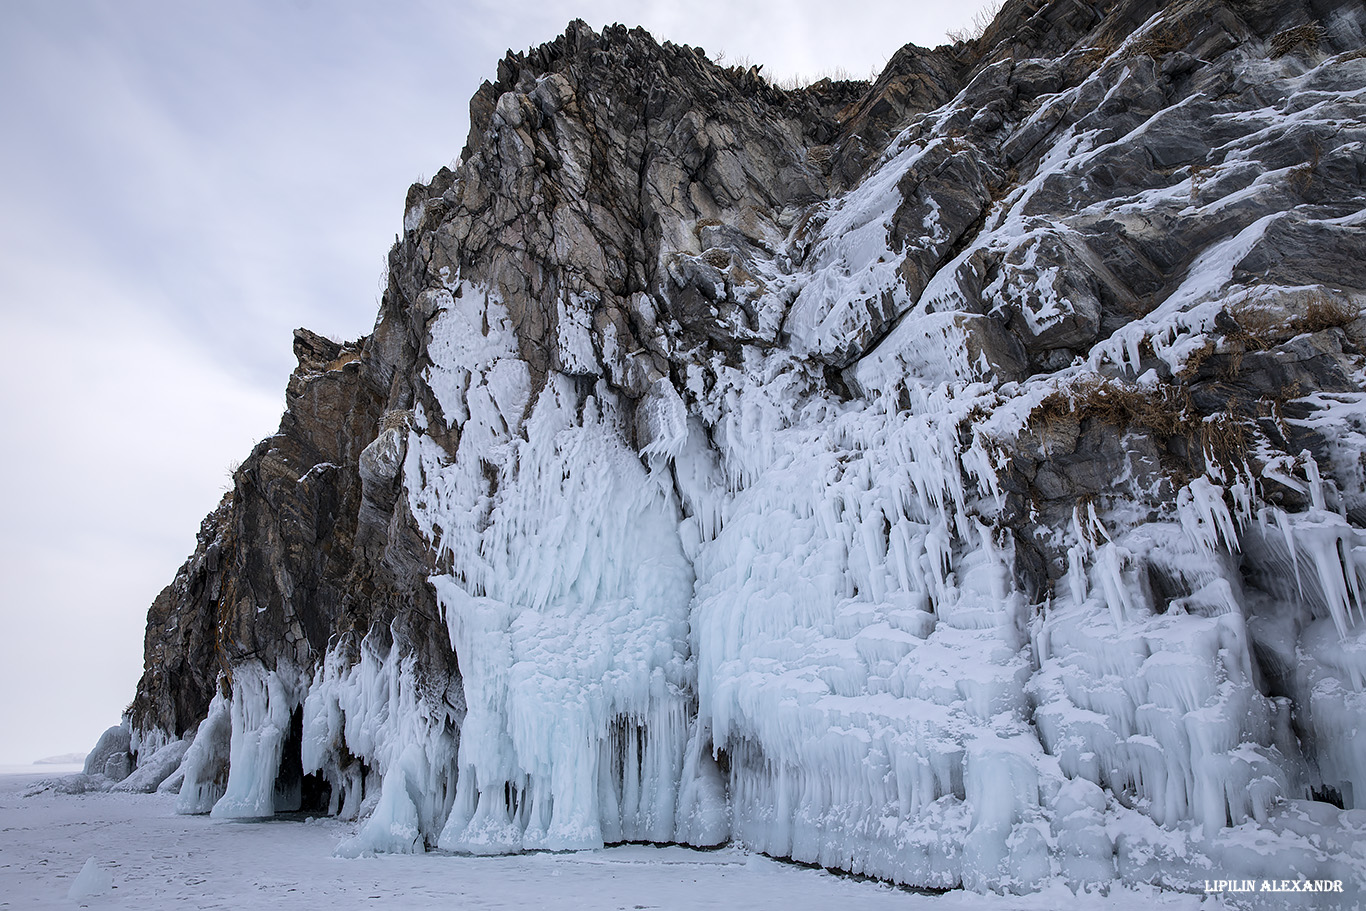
left=126, top=0, right=1366, bottom=900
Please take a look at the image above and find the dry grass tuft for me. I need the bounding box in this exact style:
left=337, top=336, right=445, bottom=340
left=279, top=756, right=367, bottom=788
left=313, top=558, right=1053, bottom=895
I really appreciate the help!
left=1129, top=22, right=1190, bottom=58
left=990, top=166, right=1021, bottom=204
left=1288, top=141, right=1321, bottom=194
left=1298, top=293, right=1360, bottom=332
left=1080, top=37, right=1120, bottom=69
left=1029, top=374, right=1252, bottom=476
left=1031, top=376, right=1191, bottom=440
left=1219, top=290, right=1358, bottom=356
left=946, top=0, right=1004, bottom=45
left=771, top=67, right=861, bottom=91
left=1199, top=410, right=1251, bottom=472
left=1176, top=338, right=1219, bottom=380
left=1270, top=22, right=1325, bottom=57
left=1214, top=305, right=1275, bottom=376
left=1289, top=162, right=1316, bottom=193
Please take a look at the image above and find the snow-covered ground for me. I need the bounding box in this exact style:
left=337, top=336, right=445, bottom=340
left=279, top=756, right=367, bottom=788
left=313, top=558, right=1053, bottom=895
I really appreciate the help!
left=0, top=770, right=1226, bottom=910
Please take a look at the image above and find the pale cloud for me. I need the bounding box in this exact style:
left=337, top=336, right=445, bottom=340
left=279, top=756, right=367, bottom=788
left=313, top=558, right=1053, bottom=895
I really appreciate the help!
left=0, top=303, right=282, bottom=763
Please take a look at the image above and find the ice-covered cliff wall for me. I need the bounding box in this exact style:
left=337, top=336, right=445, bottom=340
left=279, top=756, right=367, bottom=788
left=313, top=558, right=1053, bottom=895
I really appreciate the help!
left=127, top=0, right=1366, bottom=902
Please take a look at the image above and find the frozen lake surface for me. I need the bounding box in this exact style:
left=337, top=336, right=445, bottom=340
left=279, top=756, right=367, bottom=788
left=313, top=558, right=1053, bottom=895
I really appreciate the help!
left=0, top=770, right=1224, bottom=909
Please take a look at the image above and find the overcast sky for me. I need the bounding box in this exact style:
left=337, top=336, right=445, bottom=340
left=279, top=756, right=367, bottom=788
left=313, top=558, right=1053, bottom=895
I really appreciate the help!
left=0, top=0, right=994, bottom=764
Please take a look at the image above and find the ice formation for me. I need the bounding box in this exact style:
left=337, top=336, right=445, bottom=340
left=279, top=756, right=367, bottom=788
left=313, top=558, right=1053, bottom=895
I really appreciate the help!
left=110, top=738, right=189, bottom=793
left=67, top=858, right=112, bottom=903
left=175, top=690, right=232, bottom=815
left=122, top=0, right=1366, bottom=904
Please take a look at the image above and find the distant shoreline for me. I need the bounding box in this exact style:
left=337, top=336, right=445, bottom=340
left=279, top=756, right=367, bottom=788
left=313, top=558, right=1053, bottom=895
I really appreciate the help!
left=0, top=763, right=83, bottom=777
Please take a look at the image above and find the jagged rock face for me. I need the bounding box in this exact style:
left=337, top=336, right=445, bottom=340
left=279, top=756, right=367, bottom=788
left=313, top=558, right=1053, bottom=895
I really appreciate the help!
left=131, top=0, right=1366, bottom=900
left=129, top=327, right=456, bottom=752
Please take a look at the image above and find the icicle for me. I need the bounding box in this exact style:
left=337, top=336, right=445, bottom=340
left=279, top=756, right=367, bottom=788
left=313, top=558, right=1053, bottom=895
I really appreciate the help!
left=1096, top=544, right=1136, bottom=628
left=211, top=662, right=298, bottom=820
left=1067, top=543, right=1089, bottom=606
left=1274, top=507, right=1305, bottom=600
left=175, top=690, right=232, bottom=816
left=1304, top=450, right=1328, bottom=512
left=1176, top=478, right=1240, bottom=555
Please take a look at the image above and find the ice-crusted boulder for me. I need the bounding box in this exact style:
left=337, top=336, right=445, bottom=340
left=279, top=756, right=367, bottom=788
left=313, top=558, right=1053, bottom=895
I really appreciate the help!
left=110, top=738, right=189, bottom=793
left=121, top=0, right=1366, bottom=902
left=83, top=724, right=132, bottom=781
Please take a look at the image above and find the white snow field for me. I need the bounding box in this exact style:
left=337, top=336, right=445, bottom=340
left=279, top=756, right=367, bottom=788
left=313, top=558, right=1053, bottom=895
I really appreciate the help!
left=0, top=770, right=1225, bottom=910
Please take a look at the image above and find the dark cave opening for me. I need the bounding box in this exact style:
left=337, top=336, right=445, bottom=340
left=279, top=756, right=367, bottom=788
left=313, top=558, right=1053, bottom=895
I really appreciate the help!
left=272, top=706, right=333, bottom=815
left=273, top=706, right=305, bottom=813
left=300, top=772, right=333, bottom=814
